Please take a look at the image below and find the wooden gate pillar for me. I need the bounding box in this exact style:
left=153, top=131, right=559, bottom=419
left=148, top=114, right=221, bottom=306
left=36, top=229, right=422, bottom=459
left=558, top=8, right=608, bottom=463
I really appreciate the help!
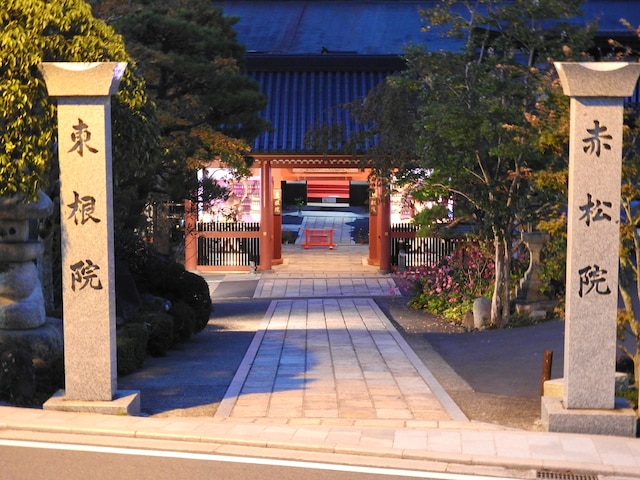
left=367, top=186, right=379, bottom=266
left=259, top=160, right=273, bottom=270
left=184, top=199, right=197, bottom=271
left=272, top=187, right=283, bottom=264
left=378, top=185, right=392, bottom=273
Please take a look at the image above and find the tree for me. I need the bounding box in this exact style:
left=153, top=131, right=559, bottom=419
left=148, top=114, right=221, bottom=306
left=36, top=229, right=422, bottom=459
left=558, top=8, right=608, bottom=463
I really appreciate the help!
left=612, top=18, right=640, bottom=388
left=1, top=0, right=165, bottom=310
left=88, top=0, right=270, bottom=204
left=403, top=0, right=595, bottom=326
left=0, top=0, right=161, bottom=208
left=618, top=115, right=640, bottom=388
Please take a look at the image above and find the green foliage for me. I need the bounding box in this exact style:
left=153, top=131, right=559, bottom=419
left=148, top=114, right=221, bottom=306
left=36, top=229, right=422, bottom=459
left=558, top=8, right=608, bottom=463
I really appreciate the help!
left=617, top=387, right=638, bottom=410
left=90, top=0, right=270, bottom=202
left=117, top=323, right=149, bottom=374
left=537, top=214, right=567, bottom=315
left=400, top=0, right=594, bottom=325
left=1, top=0, right=162, bottom=212
left=169, top=300, right=195, bottom=344
left=146, top=311, right=175, bottom=357
left=136, top=254, right=212, bottom=333
left=177, top=271, right=212, bottom=333
left=116, top=322, right=149, bottom=376
left=617, top=112, right=640, bottom=389
left=0, top=349, right=36, bottom=405
left=399, top=241, right=495, bottom=322
left=0, top=347, right=65, bottom=407
left=116, top=252, right=211, bottom=362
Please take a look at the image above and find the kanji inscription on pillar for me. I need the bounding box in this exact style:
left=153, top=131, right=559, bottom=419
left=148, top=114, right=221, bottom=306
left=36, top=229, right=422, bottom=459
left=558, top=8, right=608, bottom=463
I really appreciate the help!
left=555, top=62, right=640, bottom=411
left=39, top=62, right=130, bottom=405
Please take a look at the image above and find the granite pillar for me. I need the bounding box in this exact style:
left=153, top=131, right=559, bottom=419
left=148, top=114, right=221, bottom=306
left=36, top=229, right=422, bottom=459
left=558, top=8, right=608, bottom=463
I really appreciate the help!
left=39, top=62, right=139, bottom=414
left=541, top=62, right=640, bottom=436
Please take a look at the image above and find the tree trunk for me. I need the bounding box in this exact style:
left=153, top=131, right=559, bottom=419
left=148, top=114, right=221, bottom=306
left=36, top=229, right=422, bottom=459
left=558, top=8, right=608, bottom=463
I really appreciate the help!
left=500, top=236, right=511, bottom=327
left=491, top=234, right=503, bottom=326
left=491, top=232, right=513, bottom=328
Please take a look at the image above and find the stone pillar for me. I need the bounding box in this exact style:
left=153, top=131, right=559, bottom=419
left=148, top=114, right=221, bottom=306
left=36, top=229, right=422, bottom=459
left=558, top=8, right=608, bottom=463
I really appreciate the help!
left=541, top=62, right=640, bottom=436
left=39, top=62, right=139, bottom=414
left=259, top=160, right=273, bottom=271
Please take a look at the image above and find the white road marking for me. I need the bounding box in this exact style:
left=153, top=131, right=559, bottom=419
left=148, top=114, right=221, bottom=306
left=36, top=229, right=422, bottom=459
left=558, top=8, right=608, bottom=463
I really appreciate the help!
left=0, top=438, right=520, bottom=479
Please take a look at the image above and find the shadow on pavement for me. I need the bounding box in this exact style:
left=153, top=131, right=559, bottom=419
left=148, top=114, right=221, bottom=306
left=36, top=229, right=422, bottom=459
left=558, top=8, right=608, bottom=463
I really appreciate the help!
left=118, top=300, right=270, bottom=416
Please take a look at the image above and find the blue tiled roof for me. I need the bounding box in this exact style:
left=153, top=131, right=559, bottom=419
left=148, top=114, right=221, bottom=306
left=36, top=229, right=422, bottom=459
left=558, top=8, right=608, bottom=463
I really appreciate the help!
left=218, top=1, right=640, bottom=153
left=218, top=1, right=433, bottom=55
left=249, top=67, right=390, bottom=152
left=218, top=1, right=639, bottom=56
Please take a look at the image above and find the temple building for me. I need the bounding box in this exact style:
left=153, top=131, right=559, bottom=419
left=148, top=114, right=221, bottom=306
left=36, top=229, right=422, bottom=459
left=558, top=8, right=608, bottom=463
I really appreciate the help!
left=184, top=0, right=640, bottom=272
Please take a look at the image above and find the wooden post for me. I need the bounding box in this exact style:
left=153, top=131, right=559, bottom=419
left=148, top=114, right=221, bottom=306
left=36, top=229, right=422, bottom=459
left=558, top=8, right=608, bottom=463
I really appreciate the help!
left=184, top=199, right=197, bottom=271
left=378, top=185, right=391, bottom=273
left=259, top=160, right=273, bottom=270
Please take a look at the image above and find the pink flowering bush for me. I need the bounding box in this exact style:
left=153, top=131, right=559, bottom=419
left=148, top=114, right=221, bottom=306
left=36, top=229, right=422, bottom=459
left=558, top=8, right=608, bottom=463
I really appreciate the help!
left=396, top=242, right=495, bottom=321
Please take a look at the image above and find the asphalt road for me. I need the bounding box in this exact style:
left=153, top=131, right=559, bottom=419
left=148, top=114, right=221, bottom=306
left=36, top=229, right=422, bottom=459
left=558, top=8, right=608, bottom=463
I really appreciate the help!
left=0, top=438, right=518, bottom=480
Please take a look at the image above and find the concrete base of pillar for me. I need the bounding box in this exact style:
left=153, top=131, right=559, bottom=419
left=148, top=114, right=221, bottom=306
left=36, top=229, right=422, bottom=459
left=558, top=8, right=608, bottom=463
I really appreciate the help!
left=541, top=396, right=638, bottom=437
left=44, top=389, right=140, bottom=416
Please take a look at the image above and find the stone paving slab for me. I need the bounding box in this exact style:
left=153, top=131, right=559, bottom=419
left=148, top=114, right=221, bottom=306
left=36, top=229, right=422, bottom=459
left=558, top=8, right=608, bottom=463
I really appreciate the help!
left=214, top=298, right=465, bottom=424
left=2, top=406, right=640, bottom=478
left=254, top=277, right=400, bottom=298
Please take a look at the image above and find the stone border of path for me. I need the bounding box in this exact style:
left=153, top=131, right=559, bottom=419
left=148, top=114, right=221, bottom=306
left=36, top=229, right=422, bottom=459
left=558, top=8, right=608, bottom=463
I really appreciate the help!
left=215, top=298, right=467, bottom=423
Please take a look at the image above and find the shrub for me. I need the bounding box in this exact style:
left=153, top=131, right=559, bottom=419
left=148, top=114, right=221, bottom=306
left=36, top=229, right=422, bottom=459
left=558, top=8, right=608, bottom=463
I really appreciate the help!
left=116, top=335, right=138, bottom=376
left=176, top=271, right=211, bottom=333
left=116, top=322, right=149, bottom=376
left=0, top=349, right=36, bottom=406
left=282, top=230, right=298, bottom=244
left=33, top=354, right=65, bottom=401
left=399, top=241, right=495, bottom=321
left=145, top=311, right=175, bottom=356
left=169, top=300, right=196, bottom=344
left=0, top=347, right=65, bottom=407
left=135, top=254, right=212, bottom=334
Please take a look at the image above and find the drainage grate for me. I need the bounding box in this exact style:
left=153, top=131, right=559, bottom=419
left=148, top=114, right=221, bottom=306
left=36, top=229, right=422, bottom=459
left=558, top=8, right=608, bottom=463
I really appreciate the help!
left=536, top=470, right=598, bottom=480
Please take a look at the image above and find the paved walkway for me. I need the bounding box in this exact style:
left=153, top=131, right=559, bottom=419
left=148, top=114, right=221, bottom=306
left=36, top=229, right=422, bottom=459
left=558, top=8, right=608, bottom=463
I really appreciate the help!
left=1, top=210, right=639, bottom=478
left=215, top=298, right=463, bottom=423
left=281, top=206, right=369, bottom=247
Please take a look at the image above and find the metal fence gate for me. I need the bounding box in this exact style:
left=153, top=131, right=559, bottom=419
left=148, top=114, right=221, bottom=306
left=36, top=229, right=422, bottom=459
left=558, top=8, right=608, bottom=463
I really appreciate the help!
left=196, top=222, right=260, bottom=267
left=390, top=224, right=458, bottom=268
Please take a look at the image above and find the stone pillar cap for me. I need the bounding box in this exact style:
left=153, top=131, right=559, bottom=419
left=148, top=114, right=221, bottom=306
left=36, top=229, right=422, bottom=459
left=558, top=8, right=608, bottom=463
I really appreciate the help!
left=39, top=62, right=127, bottom=97
left=554, top=62, right=640, bottom=97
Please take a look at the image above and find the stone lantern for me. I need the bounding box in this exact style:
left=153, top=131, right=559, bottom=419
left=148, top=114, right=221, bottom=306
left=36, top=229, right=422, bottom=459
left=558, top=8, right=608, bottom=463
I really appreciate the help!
left=0, top=192, right=63, bottom=387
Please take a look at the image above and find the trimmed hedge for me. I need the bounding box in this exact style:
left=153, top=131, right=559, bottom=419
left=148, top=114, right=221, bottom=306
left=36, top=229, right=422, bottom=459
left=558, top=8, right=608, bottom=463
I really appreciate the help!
left=116, top=322, right=149, bottom=376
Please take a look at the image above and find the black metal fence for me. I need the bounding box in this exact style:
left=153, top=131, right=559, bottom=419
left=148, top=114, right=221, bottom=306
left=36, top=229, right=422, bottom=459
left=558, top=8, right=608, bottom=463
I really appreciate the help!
left=196, top=222, right=260, bottom=267
left=391, top=224, right=458, bottom=268
left=193, top=221, right=457, bottom=269
left=197, top=222, right=260, bottom=232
